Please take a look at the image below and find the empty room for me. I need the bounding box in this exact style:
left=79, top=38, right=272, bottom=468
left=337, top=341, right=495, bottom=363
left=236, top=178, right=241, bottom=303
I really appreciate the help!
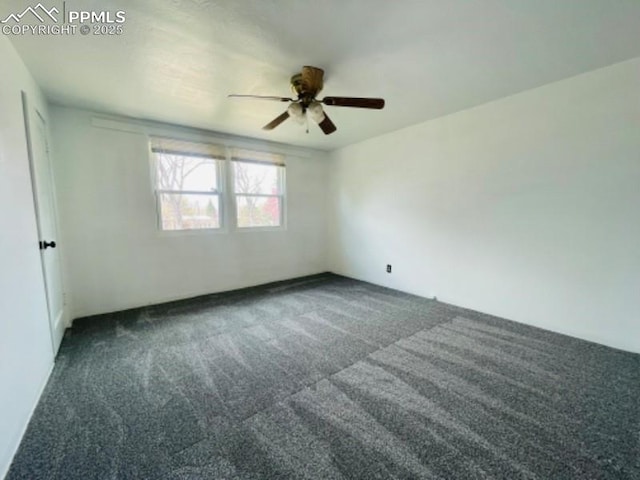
left=1, top=1, right=639, bottom=479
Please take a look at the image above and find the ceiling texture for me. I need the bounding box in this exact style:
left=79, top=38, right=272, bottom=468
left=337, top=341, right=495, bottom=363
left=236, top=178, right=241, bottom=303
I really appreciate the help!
left=5, top=0, right=640, bottom=150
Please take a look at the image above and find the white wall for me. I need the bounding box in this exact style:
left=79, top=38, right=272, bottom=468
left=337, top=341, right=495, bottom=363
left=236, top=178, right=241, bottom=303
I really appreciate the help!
left=328, top=58, right=640, bottom=353
left=50, top=107, right=329, bottom=319
left=0, top=37, right=55, bottom=478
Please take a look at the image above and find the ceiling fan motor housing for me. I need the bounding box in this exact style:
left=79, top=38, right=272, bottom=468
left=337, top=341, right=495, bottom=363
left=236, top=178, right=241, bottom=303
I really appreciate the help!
left=290, top=66, right=325, bottom=105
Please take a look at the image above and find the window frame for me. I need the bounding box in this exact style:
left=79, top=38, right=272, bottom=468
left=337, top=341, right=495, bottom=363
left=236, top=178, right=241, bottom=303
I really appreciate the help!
left=230, top=156, right=286, bottom=231
left=149, top=136, right=287, bottom=234
left=151, top=139, right=226, bottom=233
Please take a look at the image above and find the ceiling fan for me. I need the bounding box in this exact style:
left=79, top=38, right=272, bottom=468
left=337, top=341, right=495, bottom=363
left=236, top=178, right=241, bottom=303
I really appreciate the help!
left=228, top=66, right=385, bottom=135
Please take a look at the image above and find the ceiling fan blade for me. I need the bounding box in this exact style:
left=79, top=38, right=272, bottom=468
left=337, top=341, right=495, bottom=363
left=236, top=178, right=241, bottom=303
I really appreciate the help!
left=322, top=97, right=385, bottom=109
left=262, top=111, right=290, bottom=130
left=301, top=66, right=324, bottom=94
left=228, top=94, right=293, bottom=102
left=317, top=111, right=337, bottom=135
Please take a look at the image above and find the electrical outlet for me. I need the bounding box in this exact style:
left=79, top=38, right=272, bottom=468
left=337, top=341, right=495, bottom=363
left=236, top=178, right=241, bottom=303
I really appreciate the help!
left=386, top=264, right=392, bottom=273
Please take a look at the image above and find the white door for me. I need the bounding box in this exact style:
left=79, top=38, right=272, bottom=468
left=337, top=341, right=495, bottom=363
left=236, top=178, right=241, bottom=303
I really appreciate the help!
left=22, top=93, right=66, bottom=354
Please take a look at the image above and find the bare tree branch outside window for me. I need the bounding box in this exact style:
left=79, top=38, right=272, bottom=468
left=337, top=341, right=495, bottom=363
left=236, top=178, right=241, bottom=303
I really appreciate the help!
left=234, top=161, right=281, bottom=228
left=156, top=153, right=219, bottom=230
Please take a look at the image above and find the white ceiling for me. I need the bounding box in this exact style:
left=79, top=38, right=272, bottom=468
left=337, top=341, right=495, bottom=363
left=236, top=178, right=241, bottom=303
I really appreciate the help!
left=6, top=0, right=640, bottom=150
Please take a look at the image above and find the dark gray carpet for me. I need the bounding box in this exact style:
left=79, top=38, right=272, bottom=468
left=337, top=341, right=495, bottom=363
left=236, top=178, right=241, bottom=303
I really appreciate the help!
left=7, top=273, right=639, bottom=479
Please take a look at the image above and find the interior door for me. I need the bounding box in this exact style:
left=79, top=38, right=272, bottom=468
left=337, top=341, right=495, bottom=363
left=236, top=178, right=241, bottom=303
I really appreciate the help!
left=22, top=93, right=66, bottom=355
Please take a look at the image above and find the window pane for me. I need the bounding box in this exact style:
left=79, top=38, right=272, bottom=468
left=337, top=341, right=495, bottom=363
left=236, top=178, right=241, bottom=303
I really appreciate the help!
left=159, top=193, right=220, bottom=230
left=236, top=195, right=280, bottom=228
left=234, top=162, right=280, bottom=195
left=156, top=154, right=218, bottom=192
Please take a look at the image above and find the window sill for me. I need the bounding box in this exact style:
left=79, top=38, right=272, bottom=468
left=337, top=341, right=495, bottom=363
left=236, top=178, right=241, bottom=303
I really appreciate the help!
left=157, top=227, right=228, bottom=236
left=235, top=225, right=286, bottom=233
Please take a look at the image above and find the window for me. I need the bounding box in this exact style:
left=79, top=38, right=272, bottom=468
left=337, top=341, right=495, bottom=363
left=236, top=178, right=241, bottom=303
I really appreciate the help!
left=149, top=138, right=286, bottom=231
left=151, top=137, right=225, bottom=231
left=231, top=148, right=285, bottom=228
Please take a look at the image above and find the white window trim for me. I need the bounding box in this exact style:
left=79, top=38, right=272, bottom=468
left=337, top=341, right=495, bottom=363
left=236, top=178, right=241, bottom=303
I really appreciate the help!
left=231, top=160, right=286, bottom=231
left=151, top=141, right=226, bottom=233
left=149, top=137, right=287, bottom=234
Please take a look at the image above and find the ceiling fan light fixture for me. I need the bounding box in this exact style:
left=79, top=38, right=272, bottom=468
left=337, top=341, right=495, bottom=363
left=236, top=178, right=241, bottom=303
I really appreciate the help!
left=287, top=102, right=305, bottom=124
left=307, top=101, right=325, bottom=123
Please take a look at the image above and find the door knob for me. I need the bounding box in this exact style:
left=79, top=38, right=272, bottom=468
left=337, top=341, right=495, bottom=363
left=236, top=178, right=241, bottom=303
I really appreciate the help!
left=39, top=240, right=56, bottom=250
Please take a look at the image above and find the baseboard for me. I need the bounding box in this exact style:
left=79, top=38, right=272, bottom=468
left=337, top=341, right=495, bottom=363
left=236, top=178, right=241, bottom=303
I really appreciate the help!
left=328, top=270, right=640, bottom=355
left=0, top=362, right=54, bottom=480
left=69, top=271, right=334, bottom=325
left=52, top=309, right=66, bottom=356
